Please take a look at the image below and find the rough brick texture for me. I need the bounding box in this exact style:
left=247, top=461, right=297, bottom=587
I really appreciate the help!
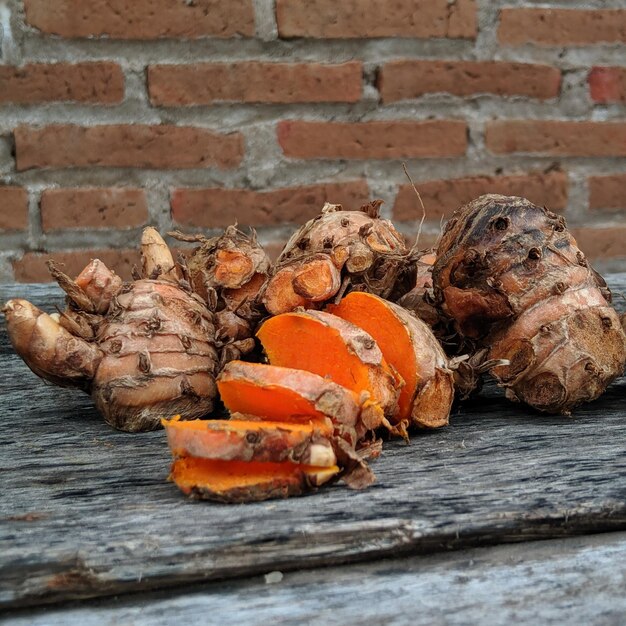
left=2, top=0, right=626, bottom=282
left=23, top=0, right=255, bottom=39
left=278, top=121, right=467, bottom=159
left=41, top=188, right=148, bottom=231
left=379, top=61, right=561, bottom=102
left=15, top=125, right=244, bottom=170
left=486, top=121, right=626, bottom=157
left=499, top=9, right=626, bottom=46
left=0, top=188, right=28, bottom=232
left=149, top=62, right=362, bottom=105
left=171, top=181, right=370, bottom=228
left=570, top=228, right=626, bottom=261
left=0, top=63, right=124, bottom=104
left=276, top=0, right=477, bottom=39
left=393, top=171, right=568, bottom=222
left=588, top=175, right=626, bottom=211
left=589, top=67, right=626, bottom=104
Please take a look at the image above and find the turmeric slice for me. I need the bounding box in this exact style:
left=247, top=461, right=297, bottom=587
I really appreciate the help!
left=170, top=457, right=339, bottom=503
left=217, top=361, right=361, bottom=445
left=328, top=292, right=454, bottom=429
left=257, top=310, right=402, bottom=430
left=163, top=416, right=336, bottom=466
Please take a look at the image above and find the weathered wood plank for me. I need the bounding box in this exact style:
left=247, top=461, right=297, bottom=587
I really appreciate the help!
left=5, top=532, right=626, bottom=626
left=0, top=278, right=625, bottom=610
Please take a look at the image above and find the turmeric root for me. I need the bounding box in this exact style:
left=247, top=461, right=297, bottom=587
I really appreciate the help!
left=3, top=228, right=219, bottom=431
left=256, top=310, right=402, bottom=431
left=163, top=415, right=336, bottom=466
left=170, top=226, right=271, bottom=364
left=262, top=201, right=407, bottom=314
left=164, top=415, right=340, bottom=502
left=169, top=458, right=339, bottom=503
left=432, top=194, right=626, bottom=413
left=217, top=361, right=362, bottom=445
left=329, top=292, right=454, bottom=429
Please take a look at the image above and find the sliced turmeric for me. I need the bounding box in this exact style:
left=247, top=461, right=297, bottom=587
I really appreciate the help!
left=163, top=416, right=336, bottom=466
left=256, top=310, right=402, bottom=430
left=169, top=457, right=339, bottom=503
left=328, top=292, right=454, bottom=429
left=217, top=360, right=361, bottom=445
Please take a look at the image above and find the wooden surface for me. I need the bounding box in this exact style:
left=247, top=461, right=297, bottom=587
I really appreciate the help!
left=1, top=278, right=625, bottom=616
left=5, top=532, right=626, bottom=625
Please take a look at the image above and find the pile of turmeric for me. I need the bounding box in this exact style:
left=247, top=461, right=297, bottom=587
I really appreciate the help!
left=4, top=195, right=625, bottom=503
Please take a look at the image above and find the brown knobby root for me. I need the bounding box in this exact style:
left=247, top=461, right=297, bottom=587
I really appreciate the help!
left=3, top=227, right=219, bottom=431
left=2, top=299, right=103, bottom=389
left=256, top=310, right=402, bottom=433
left=170, top=226, right=271, bottom=364
left=432, top=194, right=626, bottom=414
left=262, top=201, right=407, bottom=315
left=329, top=292, right=454, bottom=429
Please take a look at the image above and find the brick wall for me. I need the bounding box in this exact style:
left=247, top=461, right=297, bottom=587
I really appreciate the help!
left=1, top=0, right=625, bottom=282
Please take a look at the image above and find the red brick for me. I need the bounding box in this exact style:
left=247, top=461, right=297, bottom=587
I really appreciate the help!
left=41, top=188, right=148, bottom=231
left=278, top=120, right=467, bottom=159
left=171, top=180, right=370, bottom=228
left=0, top=63, right=124, bottom=104
left=498, top=9, right=626, bottom=46
left=485, top=121, right=626, bottom=157
left=393, top=171, right=569, bottom=222
left=14, top=125, right=243, bottom=171
left=13, top=248, right=141, bottom=283
left=379, top=60, right=560, bottom=102
left=276, top=0, right=476, bottom=39
left=589, top=67, right=626, bottom=104
left=148, top=62, right=362, bottom=106
left=588, top=174, right=626, bottom=210
left=23, top=0, right=254, bottom=39
left=570, top=228, right=626, bottom=260
left=0, top=187, right=28, bottom=231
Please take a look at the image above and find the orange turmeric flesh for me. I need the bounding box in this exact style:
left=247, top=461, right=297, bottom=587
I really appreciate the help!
left=329, top=292, right=454, bottom=429
left=256, top=310, right=401, bottom=424
left=329, top=293, right=416, bottom=420
left=218, top=361, right=359, bottom=427
left=170, top=457, right=339, bottom=502
left=163, top=416, right=336, bottom=466
left=291, top=255, right=341, bottom=302
left=214, top=249, right=255, bottom=289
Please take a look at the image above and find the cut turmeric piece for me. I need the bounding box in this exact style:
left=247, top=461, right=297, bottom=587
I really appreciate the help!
left=329, top=292, right=454, bottom=428
left=262, top=265, right=308, bottom=315
left=217, top=361, right=361, bottom=445
left=257, top=310, right=401, bottom=429
left=170, top=457, right=339, bottom=503
left=163, top=416, right=336, bottom=466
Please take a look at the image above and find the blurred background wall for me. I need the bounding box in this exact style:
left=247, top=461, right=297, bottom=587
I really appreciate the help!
left=0, top=0, right=625, bottom=282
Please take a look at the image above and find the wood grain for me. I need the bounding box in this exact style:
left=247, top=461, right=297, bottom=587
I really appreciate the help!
left=5, top=532, right=626, bottom=625
left=1, top=278, right=625, bottom=610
